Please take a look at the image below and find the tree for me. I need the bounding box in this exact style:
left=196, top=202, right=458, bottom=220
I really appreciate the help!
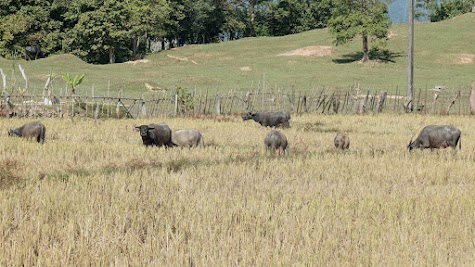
left=0, top=0, right=62, bottom=58
left=222, top=0, right=247, bottom=40
left=328, top=0, right=391, bottom=62
left=66, top=0, right=131, bottom=64
left=126, top=0, right=170, bottom=58
left=268, top=0, right=333, bottom=36
left=420, top=0, right=474, bottom=22
left=230, top=0, right=272, bottom=37
left=164, top=0, right=226, bottom=45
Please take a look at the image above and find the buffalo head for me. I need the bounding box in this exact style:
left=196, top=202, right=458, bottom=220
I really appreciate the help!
left=241, top=112, right=256, bottom=121
left=135, top=125, right=155, bottom=137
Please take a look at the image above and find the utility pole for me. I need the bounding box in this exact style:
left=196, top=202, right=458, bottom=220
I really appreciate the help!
left=406, top=0, right=414, bottom=112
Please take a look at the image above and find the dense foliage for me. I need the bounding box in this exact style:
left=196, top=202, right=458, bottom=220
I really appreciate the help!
left=328, top=0, right=391, bottom=62
left=417, top=0, right=474, bottom=22
left=0, top=0, right=472, bottom=64
left=0, top=0, right=333, bottom=64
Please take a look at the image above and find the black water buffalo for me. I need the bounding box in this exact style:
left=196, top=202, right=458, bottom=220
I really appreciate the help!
left=408, top=125, right=461, bottom=151
left=135, top=123, right=174, bottom=147
left=172, top=129, right=204, bottom=148
left=264, top=130, right=288, bottom=155
left=8, top=121, right=46, bottom=143
left=25, top=45, right=45, bottom=60
left=334, top=132, right=350, bottom=150
left=242, top=111, right=290, bottom=128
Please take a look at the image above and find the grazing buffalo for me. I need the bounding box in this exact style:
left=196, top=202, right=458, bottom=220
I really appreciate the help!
left=408, top=125, right=461, bottom=151
left=172, top=129, right=204, bottom=148
left=242, top=111, right=290, bottom=128
left=135, top=123, right=174, bottom=147
left=264, top=130, right=288, bottom=155
left=334, top=132, right=350, bottom=150
left=25, top=45, right=45, bottom=60
left=8, top=121, right=46, bottom=143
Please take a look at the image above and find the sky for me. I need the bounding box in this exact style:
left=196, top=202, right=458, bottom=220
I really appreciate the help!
left=389, top=1, right=430, bottom=24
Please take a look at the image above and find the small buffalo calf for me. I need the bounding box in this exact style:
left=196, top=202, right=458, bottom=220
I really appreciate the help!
left=334, top=132, right=350, bottom=150
left=264, top=130, right=288, bottom=155
left=172, top=129, right=204, bottom=148
left=8, top=121, right=46, bottom=143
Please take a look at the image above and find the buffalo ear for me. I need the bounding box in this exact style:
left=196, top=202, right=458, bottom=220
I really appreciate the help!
left=134, top=126, right=140, bottom=131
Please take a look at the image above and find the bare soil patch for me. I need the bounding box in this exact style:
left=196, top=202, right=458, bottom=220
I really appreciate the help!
left=278, top=46, right=332, bottom=57
left=124, top=59, right=151, bottom=65
left=456, top=54, right=474, bottom=64
left=388, top=31, right=398, bottom=39
left=167, top=55, right=198, bottom=65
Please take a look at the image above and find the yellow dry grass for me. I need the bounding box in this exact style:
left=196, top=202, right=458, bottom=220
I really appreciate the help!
left=0, top=114, right=475, bottom=266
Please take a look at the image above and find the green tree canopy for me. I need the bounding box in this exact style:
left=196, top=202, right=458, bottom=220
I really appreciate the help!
left=0, top=0, right=396, bottom=64
left=417, top=0, right=474, bottom=22
left=328, top=0, right=391, bottom=62
left=268, top=0, right=333, bottom=36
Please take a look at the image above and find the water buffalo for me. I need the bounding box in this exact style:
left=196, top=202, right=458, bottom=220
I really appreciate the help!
left=25, top=45, right=45, bottom=60
left=334, top=132, right=350, bottom=150
left=408, top=125, right=461, bottom=151
left=172, top=129, right=204, bottom=148
left=264, top=130, right=288, bottom=155
left=135, top=123, right=174, bottom=147
left=242, top=111, right=290, bottom=128
left=8, top=121, right=46, bottom=143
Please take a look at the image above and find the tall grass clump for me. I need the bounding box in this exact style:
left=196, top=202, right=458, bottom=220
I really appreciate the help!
left=0, top=159, right=21, bottom=189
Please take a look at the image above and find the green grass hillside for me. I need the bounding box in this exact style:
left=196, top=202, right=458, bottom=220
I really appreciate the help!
left=0, top=13, right=474, bottom=98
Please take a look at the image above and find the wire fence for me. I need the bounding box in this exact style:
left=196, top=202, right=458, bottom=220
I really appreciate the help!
left=1, top=85, right=474, bottom=118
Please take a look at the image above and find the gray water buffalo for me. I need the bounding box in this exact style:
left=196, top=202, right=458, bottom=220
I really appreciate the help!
left=8, top=121, right=46, bottom=143
left=264, top=130, right=288, bottom=155
left=242, top=111, right=290, bottom=128
left=135, top=123, right=174, bottom=147
left=334, top=132, right=350, bottom=150
left=25, top=45, right=45, bottom=60
left=172, top=129, right=203, bottom=148
left=408, top=125, right=461, bottom=151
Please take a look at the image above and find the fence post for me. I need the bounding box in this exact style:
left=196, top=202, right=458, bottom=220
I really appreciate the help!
left=376, top=91, right=387, bottom=113
left=94, top=101, right=100, bottom=120
left=141, top=96, right=147, bottom=118
left=470, top=84, right=475, bottom=115
left=446, top=90, right=460, bottom=115
left=174, top=93, right=178, bottom=116
left=216, top=95, right=222, bottom=115
left=432, top=90, right=439, bottom=114
left=116, top=100, right=121, bottom=119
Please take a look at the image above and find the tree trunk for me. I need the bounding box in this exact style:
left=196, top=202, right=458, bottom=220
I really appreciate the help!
left=249, top=0, right=256, bottom=37
left=132, top=37, right=140, bottom=59
left=361, top=34, right=369, bottom=62
left=109, top=46, right=116, bottom=64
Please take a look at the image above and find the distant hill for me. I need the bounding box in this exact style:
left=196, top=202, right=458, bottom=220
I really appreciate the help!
left=0, top=13, right=473, bottom=97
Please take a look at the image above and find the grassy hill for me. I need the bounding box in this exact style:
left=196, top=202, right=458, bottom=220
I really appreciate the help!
left=0, top=13, right=474, bottom=98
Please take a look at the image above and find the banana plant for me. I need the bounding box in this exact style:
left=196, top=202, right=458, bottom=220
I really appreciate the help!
left=62, top=73, right=85, bottom=96
left=18, top=87, right=26, bottom=96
